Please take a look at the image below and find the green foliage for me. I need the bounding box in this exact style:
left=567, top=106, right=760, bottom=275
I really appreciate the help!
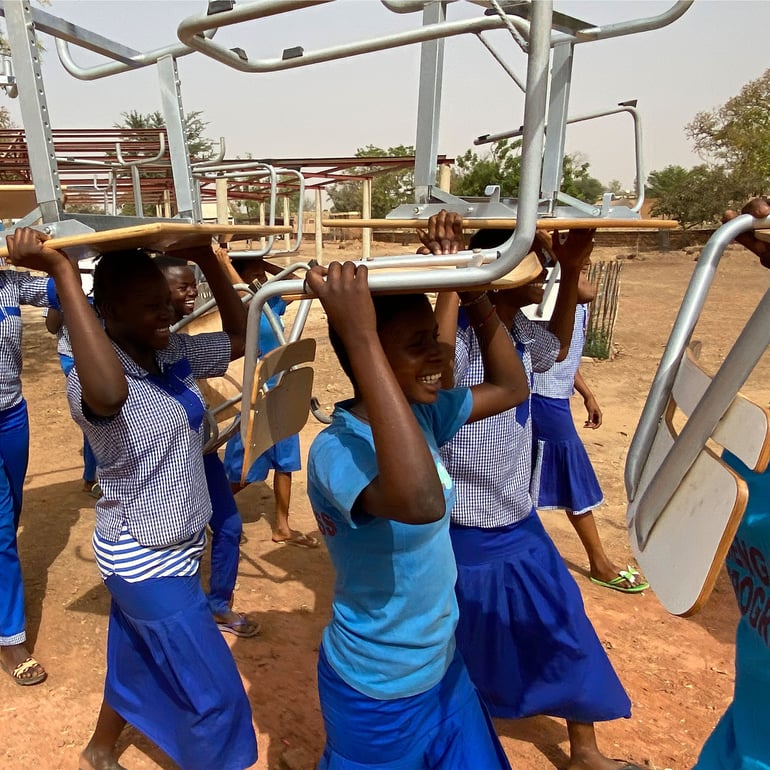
left=561, top=152, right=603, bottom=203
left=451, top=140, right=602, bottom=203
left=583, top=327, right=611, bottom=360
left=451, top=139, right=522, bottom=197
left=646, top=164, right=745, bottom=228
left=686, top=68, right=770, bottom=196
left=113, top=109, right=214, bottom=215
left=115, top=109, right=214, bottom=160
left=326, top=145, right=416, bottom=218
left=652, top=67, right=770, bottom=226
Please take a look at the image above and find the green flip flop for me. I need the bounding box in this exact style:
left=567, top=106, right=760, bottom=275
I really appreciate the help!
left=590, top=566, right=649, bottom=594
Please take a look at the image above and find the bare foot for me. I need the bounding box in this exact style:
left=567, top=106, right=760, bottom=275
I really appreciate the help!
left=78, top=747, right=127, bottom=770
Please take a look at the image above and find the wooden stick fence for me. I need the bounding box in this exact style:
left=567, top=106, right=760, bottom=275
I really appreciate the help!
left=584, top=260, right=623, bottom=360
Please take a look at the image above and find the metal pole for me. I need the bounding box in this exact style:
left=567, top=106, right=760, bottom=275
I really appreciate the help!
left=157, top=54, right=198, bottom=220
left=216, top=176, right=229, bottom=224
left=540, top=41, right=574, bottom=206
left=413, top=1, right=446, bottom=203
left=314, top=188, right=324, bottom=264
left=438, top=163, right=451, bottom=193
left=362, top=177, right=372, bottom=260
left=4, top=0, right=64, bottom=222
left=282, top=195, right=292, bottom=251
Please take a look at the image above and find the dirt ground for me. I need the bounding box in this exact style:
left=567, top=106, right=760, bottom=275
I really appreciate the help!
left=3, top=237, right=769, bottom=770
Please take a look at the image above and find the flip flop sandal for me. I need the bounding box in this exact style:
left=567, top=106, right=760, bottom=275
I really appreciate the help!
left=216, top=613, right=261, bottom=638
left=273, top=532, right=320, bottom=549
left=590, top=566, right=650, bottom=594
left=1, top=656, right=47, bottom=686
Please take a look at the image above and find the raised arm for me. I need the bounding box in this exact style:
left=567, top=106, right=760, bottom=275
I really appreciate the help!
left=574, top=368, right=602, bottom=429
left=306, top=262, right=445, bottom=525
left=548, top=229, right=594, bottom=361
left=723, top=197, right=770, bottom=268
left=6, top=228, right=127, bottom=416
left=176, top=244, right=247, bottom=360
left=421, top=211, right=528, bottom=422
left=45, top=307, right=63, bottom=335
left=434, top=291, right=460, bottom=388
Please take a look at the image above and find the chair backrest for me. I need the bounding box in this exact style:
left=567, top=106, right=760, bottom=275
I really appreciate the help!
left=240, top=337, right=316, bottom=484
left=627, top=346, right=770, bottom=616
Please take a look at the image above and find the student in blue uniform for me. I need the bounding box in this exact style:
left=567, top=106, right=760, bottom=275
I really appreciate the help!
left=0, top=252, right=59, bottom=686
left=5, top=228, right=257, bottom=770
left=46, top=287, right=100, bottom=496
left=224, top=257, right=317, bottom=548
left=305, top=214, right=526, bottom=769
left=531, top=280, right=648, bottom=594
left=155, top=255, right=259, bottom=638
left=432, top=220, right=643, bottom=770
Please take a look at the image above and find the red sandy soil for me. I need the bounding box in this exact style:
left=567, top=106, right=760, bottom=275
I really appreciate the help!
left=3, top=238, right=768, bottom=770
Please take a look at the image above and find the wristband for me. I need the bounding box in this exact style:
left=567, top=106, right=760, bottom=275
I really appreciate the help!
left=460, top=291, right=489, bottom=308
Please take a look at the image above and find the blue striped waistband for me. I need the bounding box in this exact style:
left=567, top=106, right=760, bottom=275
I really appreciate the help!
left=0, top=306, right=21, bottom=322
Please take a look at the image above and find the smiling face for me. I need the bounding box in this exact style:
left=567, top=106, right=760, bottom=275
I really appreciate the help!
left=493, top=266, right=549, bottom=316
left=377, top=298, right=446, bottom=405
left=162, top=264, right=198, bottom=321
left=102, top=270, right=176, bottom=353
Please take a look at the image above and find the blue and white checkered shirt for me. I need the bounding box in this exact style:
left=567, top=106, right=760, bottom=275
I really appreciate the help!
left=67, top=331, right=231, bottom=548
left=0, top=270, right=58, bottom=410
left=532, top=304, right=587, bottom=399
left=440, top=312, right=560, bottom=528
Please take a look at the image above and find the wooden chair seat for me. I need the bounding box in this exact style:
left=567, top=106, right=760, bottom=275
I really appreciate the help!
left=240, top=338, right=316, bottom=485
left=0, top=222, right=292, bottom=260
left=627, top=348, right=770, bottom=615
left=320, top=217, right=679, bottom=230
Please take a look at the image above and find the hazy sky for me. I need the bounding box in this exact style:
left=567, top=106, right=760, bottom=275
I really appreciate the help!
left=5, top=0, right=770, bottom=190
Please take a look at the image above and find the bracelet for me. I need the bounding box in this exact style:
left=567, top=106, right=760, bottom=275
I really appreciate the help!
left=460, top=291, right=489, bottom=308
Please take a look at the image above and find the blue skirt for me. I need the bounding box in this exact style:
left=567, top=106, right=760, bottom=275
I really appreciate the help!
left=104, top=574, right=257, bottom=770
left=450, top=514, right=631, bottom=723
left=317, top=646, right=511, bottom=769
left=531, top=394, right=604, bottom=515
left=224, top=431, right=301, bottom=483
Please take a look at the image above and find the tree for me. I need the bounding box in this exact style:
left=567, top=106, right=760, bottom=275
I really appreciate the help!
left=646, top=164, right=738, bottom=228
left=561, top=152, right=603, bottom=203
left=687, top=68, right=770, bottom=197
left=113, top=109, right=215, bottom=215
left=452, top=139, right=522, bottom=197
left=326, top=145, right=416, bottom=218
left=452, top=140, right=603, bottom=204
left=115, top=109, right=214, bottom=160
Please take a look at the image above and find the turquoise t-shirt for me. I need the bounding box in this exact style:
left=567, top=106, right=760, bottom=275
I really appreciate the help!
left=695, top=451, right=770, bottom=770
left=307, top=387, right=473, bottom=700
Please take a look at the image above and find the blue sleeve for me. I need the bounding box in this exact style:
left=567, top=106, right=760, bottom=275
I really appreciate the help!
left=308, top=428, right=378, bottom=526
left=422, top=388, right=473, bottom=448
